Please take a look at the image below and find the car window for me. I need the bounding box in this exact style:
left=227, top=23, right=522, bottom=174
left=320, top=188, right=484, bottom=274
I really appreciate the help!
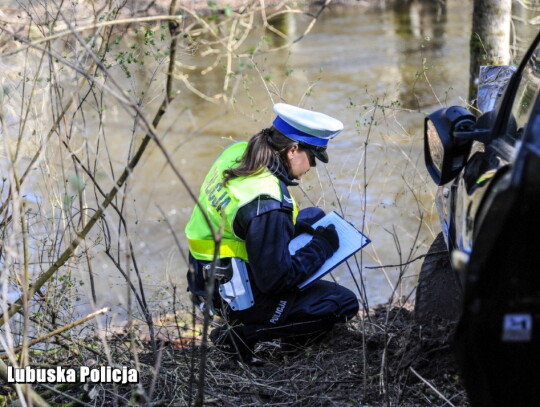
left=504, top=47, right=540, bottom=144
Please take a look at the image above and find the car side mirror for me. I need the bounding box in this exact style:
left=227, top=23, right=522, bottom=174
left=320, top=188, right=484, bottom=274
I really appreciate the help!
left=424, top=106, right=477, bottom=185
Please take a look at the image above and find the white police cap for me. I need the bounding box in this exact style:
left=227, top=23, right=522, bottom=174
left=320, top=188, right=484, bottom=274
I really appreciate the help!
left=272, top=103, right=344, bottom=148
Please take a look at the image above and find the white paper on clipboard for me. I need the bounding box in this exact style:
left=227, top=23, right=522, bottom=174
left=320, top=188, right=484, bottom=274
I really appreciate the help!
left=289, top=211, right=371, bottom=290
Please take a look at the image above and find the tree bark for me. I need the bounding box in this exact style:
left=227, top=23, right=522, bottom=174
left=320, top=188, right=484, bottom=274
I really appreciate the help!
left=469, top=0, right=512, bottom=102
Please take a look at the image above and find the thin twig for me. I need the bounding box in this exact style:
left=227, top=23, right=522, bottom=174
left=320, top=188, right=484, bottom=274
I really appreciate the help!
left=2, top=15, right=184, bottom=57
left=40, top=383, right=95, bottom=407
left=410, top=367, right=457, bottom=407
left=365, top=250, right=446, bottom=269
left=1, top=308, right=108, bottom=359
left=0, top=359, right=51, bottom=407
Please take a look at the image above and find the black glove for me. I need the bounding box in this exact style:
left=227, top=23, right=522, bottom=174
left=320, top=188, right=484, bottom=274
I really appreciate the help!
left=294, top=221, right=315, bottom=237
left=312, top=224, right=339, bottom=256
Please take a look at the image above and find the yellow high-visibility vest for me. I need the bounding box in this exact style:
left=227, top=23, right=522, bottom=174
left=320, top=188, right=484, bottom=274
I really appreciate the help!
left=185, top=141, right=298, bottom=262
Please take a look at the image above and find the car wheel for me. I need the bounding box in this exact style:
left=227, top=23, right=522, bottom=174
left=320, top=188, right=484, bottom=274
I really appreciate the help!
left=414, top=232, right=463, bottom=322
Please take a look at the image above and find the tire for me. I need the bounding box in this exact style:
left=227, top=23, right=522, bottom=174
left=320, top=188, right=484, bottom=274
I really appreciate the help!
left=414, top=232, right=463, bottom=322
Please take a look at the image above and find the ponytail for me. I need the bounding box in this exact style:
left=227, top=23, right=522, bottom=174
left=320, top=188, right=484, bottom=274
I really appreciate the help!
left=222, top=126, right=296, bottom=185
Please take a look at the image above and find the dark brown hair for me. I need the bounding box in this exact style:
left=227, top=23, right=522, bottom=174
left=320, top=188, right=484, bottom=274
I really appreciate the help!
left=222, top=126, right=297, bottom=185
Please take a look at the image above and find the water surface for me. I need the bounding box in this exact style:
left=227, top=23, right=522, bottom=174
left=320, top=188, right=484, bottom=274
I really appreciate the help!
left=102, top=0, right=475, bottom=319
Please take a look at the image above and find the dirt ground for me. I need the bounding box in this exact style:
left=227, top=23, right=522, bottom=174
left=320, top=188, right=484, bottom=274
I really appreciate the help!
left=11, top=303, right=469, bottom=406
left=187, top=304, right=470, bottom=406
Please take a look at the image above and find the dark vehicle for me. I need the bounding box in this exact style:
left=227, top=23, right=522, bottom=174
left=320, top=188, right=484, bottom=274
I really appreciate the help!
left=417, top=30, right=540, bottom=406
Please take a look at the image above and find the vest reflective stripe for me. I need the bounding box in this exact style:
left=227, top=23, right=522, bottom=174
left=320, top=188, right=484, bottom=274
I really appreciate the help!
left=185, top=141, right=298, bottom=262
left=186, top=238, right=248, bottom=261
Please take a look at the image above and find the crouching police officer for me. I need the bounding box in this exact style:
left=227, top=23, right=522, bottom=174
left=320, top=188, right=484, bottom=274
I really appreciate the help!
left=185, top=103, right=359, bottom=361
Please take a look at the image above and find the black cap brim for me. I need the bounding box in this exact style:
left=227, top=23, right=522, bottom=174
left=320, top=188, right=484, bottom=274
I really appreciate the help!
left=310, top=147, right=329, bottom=163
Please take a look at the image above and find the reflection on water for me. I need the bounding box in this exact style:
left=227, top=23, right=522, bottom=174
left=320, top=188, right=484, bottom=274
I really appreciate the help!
left=391, top=0, right=448, bottom=109
left=392, top=0, right=447, bottom=42
left=72, top=0, right=478, bottom=322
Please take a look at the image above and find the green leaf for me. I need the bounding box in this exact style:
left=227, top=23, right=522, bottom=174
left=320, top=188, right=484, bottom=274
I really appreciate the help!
left=224, top=4, right=233, bottom=16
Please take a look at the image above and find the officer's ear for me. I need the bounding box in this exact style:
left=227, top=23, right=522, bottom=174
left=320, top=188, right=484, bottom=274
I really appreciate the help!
left=287, top=144, right=300, bottom=160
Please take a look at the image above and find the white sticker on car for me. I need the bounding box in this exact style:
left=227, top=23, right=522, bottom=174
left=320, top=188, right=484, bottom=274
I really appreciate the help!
left=502, top=314, right=532, bottom=342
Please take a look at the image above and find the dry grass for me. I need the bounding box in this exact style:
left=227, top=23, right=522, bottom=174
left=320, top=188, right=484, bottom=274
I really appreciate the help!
left=0, top=304, right=469, bottom=406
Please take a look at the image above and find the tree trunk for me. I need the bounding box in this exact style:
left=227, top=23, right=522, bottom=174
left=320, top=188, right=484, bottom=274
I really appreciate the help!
left=469, top=0, right=512, bottom=102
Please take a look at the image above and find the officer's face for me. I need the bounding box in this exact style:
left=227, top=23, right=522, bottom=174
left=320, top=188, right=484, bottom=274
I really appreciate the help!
left=287, top=145, right=315, bottom=179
